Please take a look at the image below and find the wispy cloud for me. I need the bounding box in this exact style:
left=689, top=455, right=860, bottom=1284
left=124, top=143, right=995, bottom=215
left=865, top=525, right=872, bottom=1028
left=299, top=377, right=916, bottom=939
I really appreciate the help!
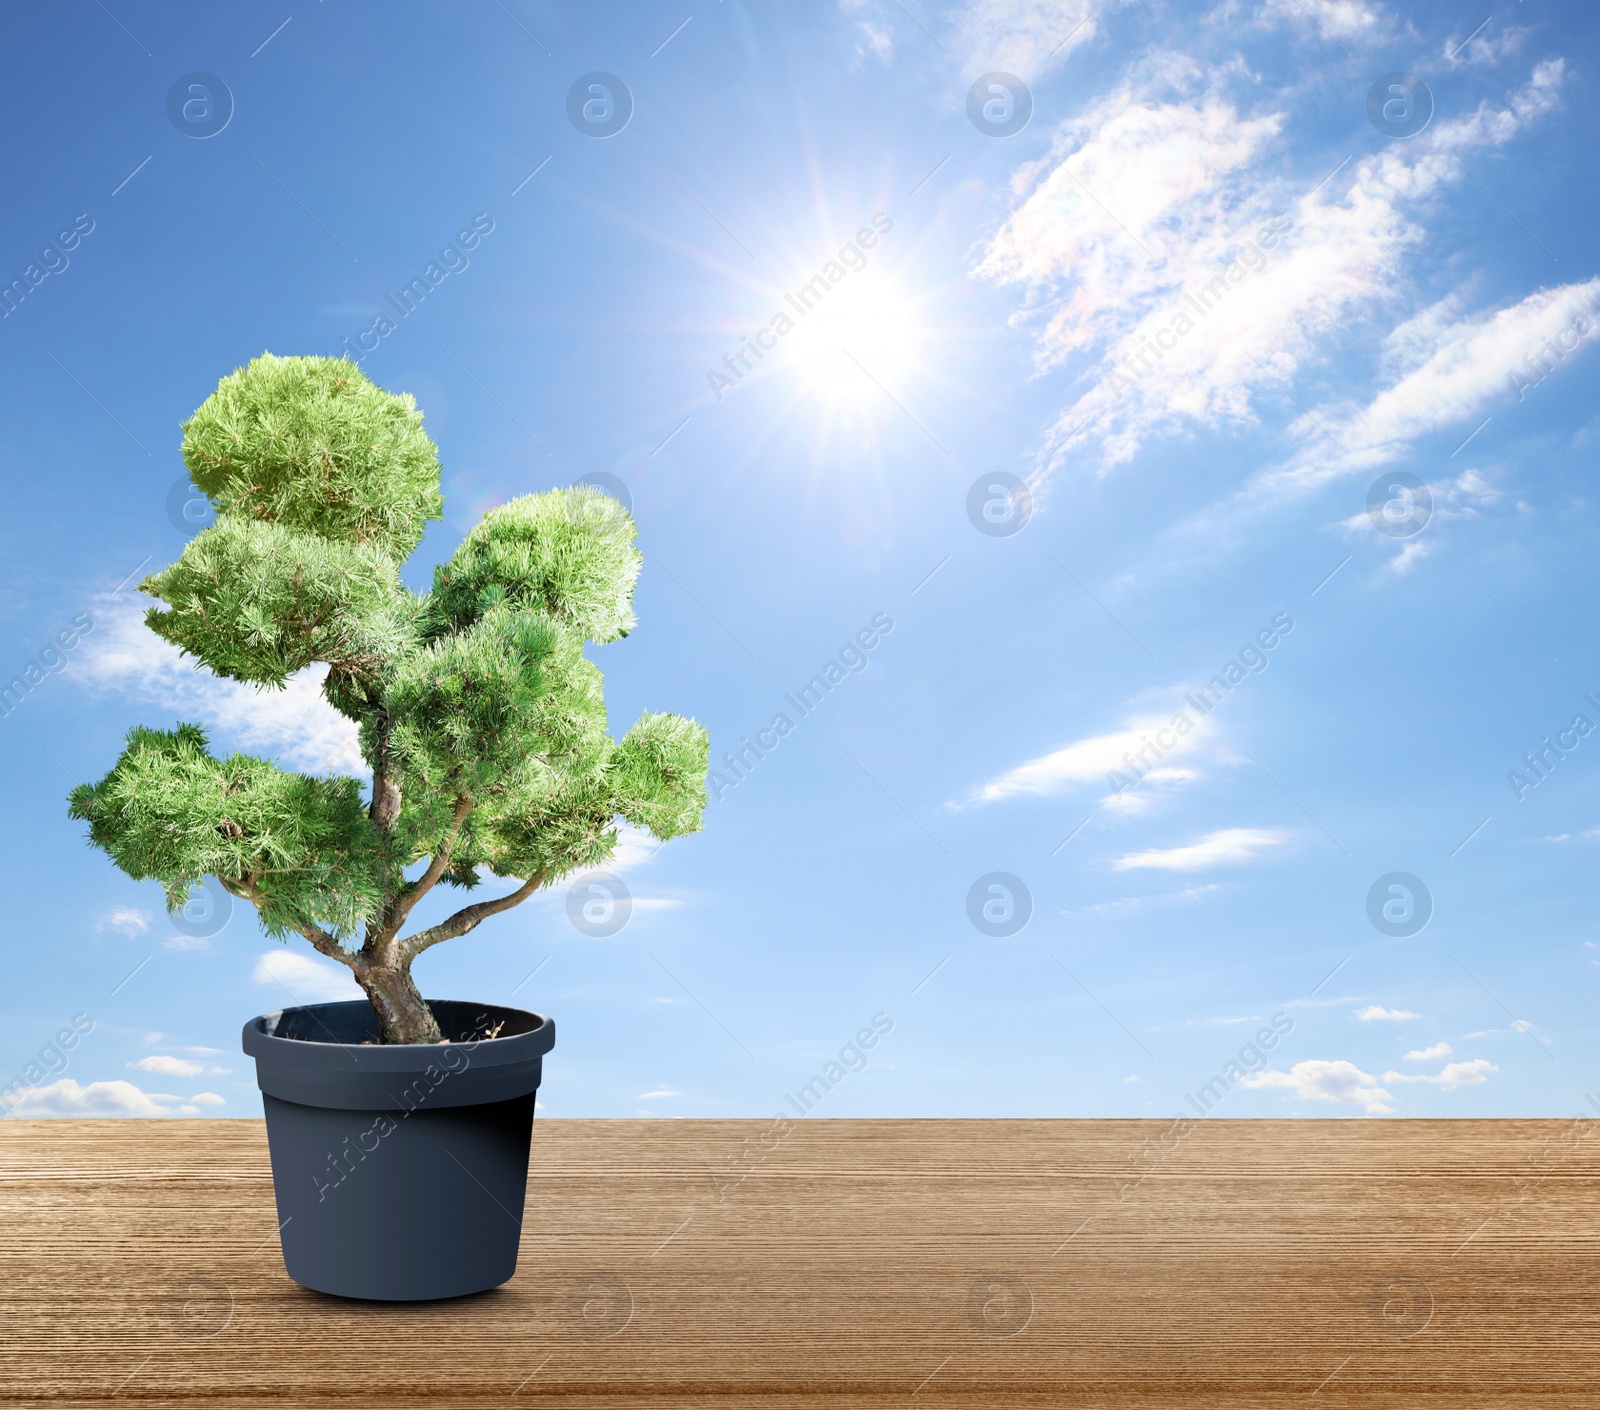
left=552, top=823, right=687, bottom=920
left=978, top=57, right=1567, bottom=485
left=76, top=594, right=364, bottom=775
left=1257, top=0, right=1387, bottom=45
left=1273, top=274, right=1600, bottom=493
left=838, top=0, right=895, bottom=61
left=1153, top=1011, right=1260, bottom=1030
left=1113, top=826, right=1288, bottom=871
left=947, top=0, right=1103, bottom=79
left=959, top=711, right=1212, bottom=806
left=129, top=1054, right=229, bottom=1078
left=251, top=949, right=361, bottom=1004
left=1384, top=1058, right=1497, bottom=1088
left=164, top=934, right=215, bottom=953
left=1443, top=21, right=1527, bottom=70
left=99, top=906, right=151, bottom=938
left=589, top=823, right=664, bottom=875
left=1065, top=883, right=1219, bottom=916
left=1239, top=1058, right=1394, bottom=1113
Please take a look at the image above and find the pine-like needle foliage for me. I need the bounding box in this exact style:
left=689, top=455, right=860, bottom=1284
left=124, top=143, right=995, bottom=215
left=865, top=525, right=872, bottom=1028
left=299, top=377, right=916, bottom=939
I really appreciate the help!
left=68, top=724, right=388, bottom=940
left=68, top=355, right=709, bottom=1038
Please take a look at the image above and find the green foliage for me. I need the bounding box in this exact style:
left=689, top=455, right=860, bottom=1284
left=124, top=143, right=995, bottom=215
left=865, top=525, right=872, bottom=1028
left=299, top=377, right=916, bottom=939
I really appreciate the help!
left=181, top=353, right=443, bottom=557
left=426, top=487, right=640, bottom=644
left=380, top=607, right=607, bottom=796
left=142, top=517, right=416, bottom=691
left=68, top=725, right=390, bottom=943
left=610, top=712, right=712, bottom=840
left=456, top=712, right=706, bottom=887
left=71, top=356, right=708, bottom=1011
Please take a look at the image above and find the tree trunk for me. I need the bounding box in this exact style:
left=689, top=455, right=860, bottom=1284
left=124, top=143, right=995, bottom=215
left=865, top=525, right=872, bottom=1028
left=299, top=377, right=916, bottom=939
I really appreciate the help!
left=368, top=710, right=402, bottom=830
left=355, top=963, right=444, bottom=1044
left=370, top=772, right=402, bottom=830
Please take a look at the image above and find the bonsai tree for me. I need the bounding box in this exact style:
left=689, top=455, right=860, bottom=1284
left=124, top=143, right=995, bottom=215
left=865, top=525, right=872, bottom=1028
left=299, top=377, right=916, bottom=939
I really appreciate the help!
left=69, top=354, right=708, bottom=1043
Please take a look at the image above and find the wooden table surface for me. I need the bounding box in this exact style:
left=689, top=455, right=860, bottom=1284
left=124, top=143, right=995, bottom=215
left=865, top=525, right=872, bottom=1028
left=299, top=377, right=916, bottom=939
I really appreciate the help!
left=0, top=1117, right=1595, bottom=1407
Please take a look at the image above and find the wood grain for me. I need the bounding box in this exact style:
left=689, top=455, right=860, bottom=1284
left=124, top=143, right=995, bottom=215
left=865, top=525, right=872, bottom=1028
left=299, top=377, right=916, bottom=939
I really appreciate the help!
left=0, top=1118, right=1596, bottom=1406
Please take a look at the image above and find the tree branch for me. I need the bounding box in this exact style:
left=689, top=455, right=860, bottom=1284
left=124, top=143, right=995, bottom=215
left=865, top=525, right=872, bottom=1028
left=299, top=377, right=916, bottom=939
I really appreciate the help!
left=219, top=875, right=359, bottom=971
left=397, top=872, right=545, bottom=965
left=366, top=793, right=474, bottom=959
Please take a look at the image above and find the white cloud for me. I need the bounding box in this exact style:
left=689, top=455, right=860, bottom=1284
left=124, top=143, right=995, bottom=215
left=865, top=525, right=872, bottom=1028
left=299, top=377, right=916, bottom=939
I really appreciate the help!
left=129, top=1055, right=203, bottom=1077
left=1435, top=57, right=1565, bottom=151
left=1113, top=826, right=1288, bottom=871
left=960, top=712, right=1210, bottom=805
left=1385, top=538, right=1429, bottom=575
left=1258, top=0, right=1385, bottom=44
left=557, top=826, right=684, bottom=921
left=948, top=0, right=1102, bottom=80
left=251, top=949, right=362, bottom=1004
left=1067, top=883, right=1219, bottom=916
left=129, top=1054, right=230, bottom=1078
left=1443, top=22, right=1527, bottom=70
left=190, top=1092, right=226, bottom=1106
left=1276, top=274, right=1600, bottom=492
left=857, top=21, right=892, bottom=61
left=1240, top=1058, right=1394, bottom=1113
left=601, top=823, right=664, bottom=874
left=1341, top=466, right=1504, bottom=564
left=838, top=0, right=894, bottom=61
left=76, top=594, right=364, bottom=775
left=1383, top=1058, right=1497, bottom=1088
left=100, top=906, right=151, bottom=937
left=1154, top=1012, right=1259, bottom=1030
left=978, top=59, right=1568, bottom=483
left=1404, top=1041, right=1451, bottom=1061
left=3, top=1078, right=182, bottom=1117
left=164, top=934, right=214, bottom=953
left=638, top=1087, right=681, bottom=1100
left=1442, top=468, right=1502, bottom=513
left=1356, top=1004, right=1419, bottom=1021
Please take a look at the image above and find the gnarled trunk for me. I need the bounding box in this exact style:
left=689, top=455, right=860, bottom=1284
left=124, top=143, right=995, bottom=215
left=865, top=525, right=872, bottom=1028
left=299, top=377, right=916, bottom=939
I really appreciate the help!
left=355, top=962, right=443, bottom=1044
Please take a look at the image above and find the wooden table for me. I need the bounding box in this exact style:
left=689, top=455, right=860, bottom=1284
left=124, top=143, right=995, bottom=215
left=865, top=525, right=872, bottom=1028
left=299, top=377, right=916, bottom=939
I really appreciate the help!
left=0, top=1118, right=1595, bottom=1406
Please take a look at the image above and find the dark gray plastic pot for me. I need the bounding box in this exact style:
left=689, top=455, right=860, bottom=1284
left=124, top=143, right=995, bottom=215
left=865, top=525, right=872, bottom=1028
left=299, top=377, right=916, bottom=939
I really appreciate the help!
left=242, top=999, right=555, bottom=1301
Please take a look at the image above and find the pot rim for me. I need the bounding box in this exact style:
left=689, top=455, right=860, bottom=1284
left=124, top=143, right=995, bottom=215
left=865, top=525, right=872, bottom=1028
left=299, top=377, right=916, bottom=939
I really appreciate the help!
left=243, top=998, right=555, bottom=1072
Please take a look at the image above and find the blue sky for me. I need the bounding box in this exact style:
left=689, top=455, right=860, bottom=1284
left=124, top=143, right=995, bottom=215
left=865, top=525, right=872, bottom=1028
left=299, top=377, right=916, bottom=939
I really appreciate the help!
left=3, top=0, right=1599, bottom=1121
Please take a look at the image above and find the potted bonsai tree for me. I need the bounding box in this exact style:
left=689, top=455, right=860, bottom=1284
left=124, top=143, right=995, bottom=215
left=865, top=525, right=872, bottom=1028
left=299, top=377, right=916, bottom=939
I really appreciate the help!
left=68, top=354, right=708, bottom=1300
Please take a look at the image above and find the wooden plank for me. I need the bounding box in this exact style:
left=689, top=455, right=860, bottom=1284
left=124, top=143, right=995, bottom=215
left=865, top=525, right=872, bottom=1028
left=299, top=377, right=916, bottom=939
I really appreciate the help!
left=0, top=1118, right=1596, bottom=1406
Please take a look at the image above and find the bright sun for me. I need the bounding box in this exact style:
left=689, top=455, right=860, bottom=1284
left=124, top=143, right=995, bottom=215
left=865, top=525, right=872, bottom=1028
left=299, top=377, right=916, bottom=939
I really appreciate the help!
left=784, top=279, right=923, bottom=406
